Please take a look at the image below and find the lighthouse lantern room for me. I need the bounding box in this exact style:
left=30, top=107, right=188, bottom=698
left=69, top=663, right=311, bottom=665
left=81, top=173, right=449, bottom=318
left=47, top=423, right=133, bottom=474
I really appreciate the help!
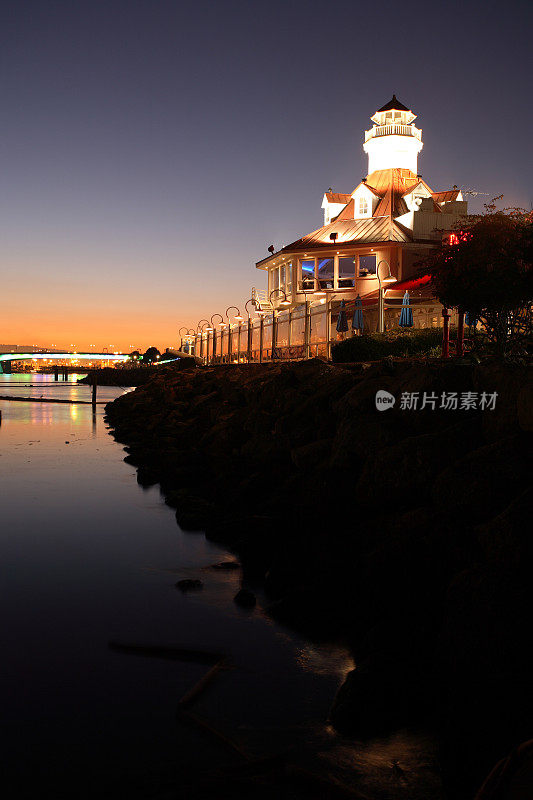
left=363, top=94, right=423, bottom=174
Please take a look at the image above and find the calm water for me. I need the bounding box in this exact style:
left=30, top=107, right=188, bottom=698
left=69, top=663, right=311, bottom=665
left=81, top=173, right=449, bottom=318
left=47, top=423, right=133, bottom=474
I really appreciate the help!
left=0, top=374, right=442, bottom=799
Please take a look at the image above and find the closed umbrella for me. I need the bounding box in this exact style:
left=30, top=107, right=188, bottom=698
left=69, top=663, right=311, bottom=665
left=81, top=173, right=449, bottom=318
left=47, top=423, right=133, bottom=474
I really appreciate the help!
left=351, top=295, right=364, bottom=332
left=336, top=299, right=349, bottom=333
left=399, top=291, right=413, bottom=328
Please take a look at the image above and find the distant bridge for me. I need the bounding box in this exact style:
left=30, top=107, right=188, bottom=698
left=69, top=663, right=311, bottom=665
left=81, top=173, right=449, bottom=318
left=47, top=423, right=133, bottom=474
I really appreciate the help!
left=0, top=352, right=129, bottom=374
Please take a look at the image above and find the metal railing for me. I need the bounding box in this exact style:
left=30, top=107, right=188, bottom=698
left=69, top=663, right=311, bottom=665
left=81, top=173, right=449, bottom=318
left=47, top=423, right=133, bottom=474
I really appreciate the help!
left=251, top=287, right=272, bottom=311
left=365, top=124, right=421, bottom=142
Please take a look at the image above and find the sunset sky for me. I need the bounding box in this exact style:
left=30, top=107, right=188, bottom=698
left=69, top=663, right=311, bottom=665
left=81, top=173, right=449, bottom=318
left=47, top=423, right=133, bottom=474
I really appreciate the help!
left=1, top=0, right=532, bottom=352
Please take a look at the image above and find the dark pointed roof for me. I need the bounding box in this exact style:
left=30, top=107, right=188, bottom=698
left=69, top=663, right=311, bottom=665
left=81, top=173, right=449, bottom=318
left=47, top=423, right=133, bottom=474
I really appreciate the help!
left=377, top=94, right=410, bottom=112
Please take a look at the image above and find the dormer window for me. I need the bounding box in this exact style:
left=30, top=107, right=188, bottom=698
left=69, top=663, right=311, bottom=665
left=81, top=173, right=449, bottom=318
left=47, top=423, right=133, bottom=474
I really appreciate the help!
left=359, top=197, right=369, bottom=215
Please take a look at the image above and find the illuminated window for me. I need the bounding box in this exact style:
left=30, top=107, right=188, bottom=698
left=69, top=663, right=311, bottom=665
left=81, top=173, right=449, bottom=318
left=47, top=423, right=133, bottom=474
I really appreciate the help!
left=279, top=265, right=285, bottom=289
left=287, top=263, right=292, bottom=292
left=338, top=256, right=355, bottom=288
left=359, top=197, right=368, bottom=215
left=317, top=257, right=334, bottom=289
left=359, top=254, right=376, bottom=276
left=272, top=268, right=279, bottom=291
left=300, top=258, right=315, bottom=290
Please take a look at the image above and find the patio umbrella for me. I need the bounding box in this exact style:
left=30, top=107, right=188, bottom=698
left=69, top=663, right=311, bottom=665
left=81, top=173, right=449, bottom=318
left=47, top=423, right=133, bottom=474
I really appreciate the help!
left=336, top=299, right=349, bottom=333
left=351, top=295, right=364, bottom=332
left=399, top=291, right=413, bottom=328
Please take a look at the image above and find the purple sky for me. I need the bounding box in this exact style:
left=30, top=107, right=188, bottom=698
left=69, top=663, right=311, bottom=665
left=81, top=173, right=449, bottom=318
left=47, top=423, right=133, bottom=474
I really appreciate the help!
left=1, top=0, right=531, bottom=350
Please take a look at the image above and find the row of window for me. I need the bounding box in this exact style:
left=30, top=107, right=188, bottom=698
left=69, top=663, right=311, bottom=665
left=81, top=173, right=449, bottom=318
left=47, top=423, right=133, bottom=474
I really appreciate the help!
left=271, top=254, right=378, bottom=294
left=271, top=262, right=293, bottom=294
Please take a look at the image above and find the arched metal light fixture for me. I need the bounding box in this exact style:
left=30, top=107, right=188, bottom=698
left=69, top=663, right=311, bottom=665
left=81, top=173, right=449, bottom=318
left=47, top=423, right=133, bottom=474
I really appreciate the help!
left=269, top=288, right=291, bottom=306
left=244, top=298, right=256, bottom=318
left=376, top=259, right=397, bottom=333
left=210, top=313, right=224, bottom=328
left=225, top=305, right=243, bottom=323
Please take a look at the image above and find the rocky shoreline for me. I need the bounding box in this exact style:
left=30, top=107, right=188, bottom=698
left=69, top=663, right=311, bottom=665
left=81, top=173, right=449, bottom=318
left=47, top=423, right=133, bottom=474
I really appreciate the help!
left=105, top=358, right=532, bottom=797
left=78, top=356, right=198, bottom=386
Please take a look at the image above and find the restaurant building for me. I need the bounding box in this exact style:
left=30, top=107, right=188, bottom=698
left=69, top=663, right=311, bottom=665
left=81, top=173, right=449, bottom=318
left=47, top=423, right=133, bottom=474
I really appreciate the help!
left=195, top=96, right=468, bottom=362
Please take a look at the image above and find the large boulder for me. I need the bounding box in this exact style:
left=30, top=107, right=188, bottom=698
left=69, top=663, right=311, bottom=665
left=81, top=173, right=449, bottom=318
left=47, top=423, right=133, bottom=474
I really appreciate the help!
left=355, top=419, right=481, bottom=508
left=432, top=434, right=530, bottom=522
left=330, top=665, right=433, bottom=737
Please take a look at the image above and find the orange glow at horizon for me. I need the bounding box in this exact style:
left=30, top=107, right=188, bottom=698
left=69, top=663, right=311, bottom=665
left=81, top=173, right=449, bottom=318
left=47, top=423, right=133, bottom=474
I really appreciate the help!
left=2, top=284, right=255, bottom=353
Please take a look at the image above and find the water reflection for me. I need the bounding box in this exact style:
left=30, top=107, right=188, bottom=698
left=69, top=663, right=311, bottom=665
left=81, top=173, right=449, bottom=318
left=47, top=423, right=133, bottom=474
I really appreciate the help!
left=0, top=375, right=356, bottom=795
left=0, top=374, right=440, bottom=799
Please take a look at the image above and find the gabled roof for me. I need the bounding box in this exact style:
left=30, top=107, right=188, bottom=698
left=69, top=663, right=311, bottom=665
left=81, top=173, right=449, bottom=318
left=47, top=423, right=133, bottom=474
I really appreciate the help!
left=279, top=216, right=412, bottom=254
left=256, top=169, right=461, bottom=268
left=377, top=94, right=410, bottom=113
left=432, top=189, right=461, bottom=203
left=352, top=182, right=382, bottom=198
left=334, top=199, right=355, bottom=221
left=324, top=191, right=351, bottom=204
left=366, top=168, right=419, bottom=217
left=402, top=179, right=442, bottom=212
left=402, top=179, right=431, bottom=197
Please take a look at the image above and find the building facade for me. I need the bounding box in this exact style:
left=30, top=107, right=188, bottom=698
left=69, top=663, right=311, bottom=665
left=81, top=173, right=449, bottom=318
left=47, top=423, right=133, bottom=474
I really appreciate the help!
left=254, top=96, right=466, bottom=320
left=192, top=97, right=467, bottom=362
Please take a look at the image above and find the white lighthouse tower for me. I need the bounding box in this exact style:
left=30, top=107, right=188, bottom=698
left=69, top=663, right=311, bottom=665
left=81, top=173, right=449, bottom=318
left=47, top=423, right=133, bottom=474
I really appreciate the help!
left=363, top=95, right=423, bottom=174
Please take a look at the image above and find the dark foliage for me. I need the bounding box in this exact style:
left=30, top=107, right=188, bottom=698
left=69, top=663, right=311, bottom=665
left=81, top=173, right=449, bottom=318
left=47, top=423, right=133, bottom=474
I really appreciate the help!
left=142, top=346, right=161, bottom=363
left=332, top=328, right=443, bottom=362
left=418, top=204, right=533, bottom=355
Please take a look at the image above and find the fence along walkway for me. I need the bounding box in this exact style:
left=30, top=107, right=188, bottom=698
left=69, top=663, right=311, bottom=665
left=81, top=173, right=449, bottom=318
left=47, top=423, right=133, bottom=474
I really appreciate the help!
left=185, top=298, right=447, bottom=364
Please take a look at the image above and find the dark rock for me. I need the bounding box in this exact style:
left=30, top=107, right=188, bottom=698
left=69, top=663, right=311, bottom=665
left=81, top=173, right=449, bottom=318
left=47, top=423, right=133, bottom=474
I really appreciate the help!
left=355, top=419, right=481, bottom=508
left=175, top=579, right=203, bottom=591
left=104, top=356, right=531, bottom=794
left=174, top=493, right=215, bottom=531
left=136, top=465, right=160, bottom=487
left=330, top=666, right=433, bottom=737
left=329, top=417, right=390, bottom=470
left=432, top=434, right=530, bottom=522
left=234, top=588, right=256, bottom=608
left=517, top=384, right=533, bottom=432
left=291, top=438, right=332, bottom=470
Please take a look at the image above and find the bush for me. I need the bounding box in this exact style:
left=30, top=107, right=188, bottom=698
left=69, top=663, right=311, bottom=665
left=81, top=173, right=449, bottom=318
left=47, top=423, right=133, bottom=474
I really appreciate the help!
left=332, top=328, right=443, bottom=362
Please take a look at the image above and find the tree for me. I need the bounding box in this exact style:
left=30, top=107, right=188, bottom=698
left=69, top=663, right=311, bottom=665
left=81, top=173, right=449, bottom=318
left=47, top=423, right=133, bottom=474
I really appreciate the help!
left=160, top=348, right=177, bottom=361
left=142, top=346, right=161, bottom=364
left=419, top=201, right=533, bottom=355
